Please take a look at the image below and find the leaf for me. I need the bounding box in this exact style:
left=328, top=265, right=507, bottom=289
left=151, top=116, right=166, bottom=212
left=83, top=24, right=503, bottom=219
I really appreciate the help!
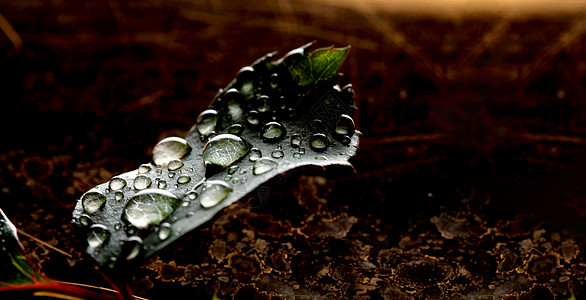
left=71, top=43, right=360, bottom=272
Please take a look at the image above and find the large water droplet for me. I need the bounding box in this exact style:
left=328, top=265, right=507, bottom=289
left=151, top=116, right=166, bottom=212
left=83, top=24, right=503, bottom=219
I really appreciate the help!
left=310, top=133, right=328, bottom=152
left=199, top=180, right=233, bottom=208
left=122, top=189, right=181, bottom=229
left=158, top=223, right=172, bottom=240
left=253, top=157, right=279, bottom=175
left=249, top=148, right=262, bottom=161
left=227, top=123, right=244, bottom=136
left=152, top=137, right=191, bottom=167
left=335, top=114, right=355, bottom=136
left=87, top=224, right=110, bottom=248
left=134, top=175, right=152, bottom=190
left=224, top=89, right=245, bottom=122
left=261, top=122, right=286, bottom=143
left=138, top=164, right=152, bottom=174
left=177, top=175, right=191, bottom=184
left=291, top=134, right=302, bottom=148
left=109, top=177, right=126, bottom=191
left=82, top=190, right=106, bottom=214
left=196, top=109, right=219, bottom=138
left=202, top=134, right=251, bottom=168
left=167, top=159, right=183, bottom=171
left=237, top=66, right=255, bottom=96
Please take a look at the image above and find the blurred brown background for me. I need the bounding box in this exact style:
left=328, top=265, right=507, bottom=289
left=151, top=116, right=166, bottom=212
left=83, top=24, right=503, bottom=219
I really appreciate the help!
left=1, top=0, right=586, bottom=299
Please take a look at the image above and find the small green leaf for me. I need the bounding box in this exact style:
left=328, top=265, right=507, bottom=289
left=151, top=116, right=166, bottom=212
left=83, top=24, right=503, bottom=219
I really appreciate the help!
left=282, top=44, right=350, bottom=87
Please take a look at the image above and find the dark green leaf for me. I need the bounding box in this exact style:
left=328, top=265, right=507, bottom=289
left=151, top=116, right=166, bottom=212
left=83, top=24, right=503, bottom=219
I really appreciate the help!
left=71, top=43, right=360, bottom=271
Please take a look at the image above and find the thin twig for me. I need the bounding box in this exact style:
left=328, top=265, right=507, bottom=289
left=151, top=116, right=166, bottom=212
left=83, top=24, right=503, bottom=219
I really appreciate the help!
left=16, top=229, right=72, bottom=258
left=57, top=281, right=149, bottom=300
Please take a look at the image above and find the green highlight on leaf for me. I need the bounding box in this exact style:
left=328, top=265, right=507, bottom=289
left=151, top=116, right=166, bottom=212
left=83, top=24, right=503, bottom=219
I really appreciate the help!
left=282, top=44, right=350, bottom=87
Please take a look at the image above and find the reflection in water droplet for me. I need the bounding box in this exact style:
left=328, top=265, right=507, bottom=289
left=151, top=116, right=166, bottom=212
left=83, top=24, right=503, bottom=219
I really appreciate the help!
left=168, top=159, right=183, bottom=171
left=335, top=114, right=355, bottom=136
left=249, top=148, right=262, bottom=161
left=134, top=175, right=152, bottom=190
left=109, top=178, right=126, bottom=191
left=82, top=191, right=106, bottom=214
left=228, top=165, right=239, bottom=174
left=80, top=214, right=92, bottom=227
left=315, top=155, right=327, bottom=160
left=187, top=191, right=198, bottom=200
left=291, top=134, right=302, bottom=148
left=247, top=110, right=260, bottom=127
left=177, top=175, right=191, bottom=184
left=262, top=122, right=286, bottom=143
left=152, top=137, right=191, bottom=166
left=310, top=134, right=328, bottom=152
left=138, top=164, right=152, bottom=174
left=87, top=224, right=110, bottom=248
left=299, top=147, right=305, bottom=154
left=199, top=180, right=233, bottom=208
left=122, top=189, right=181, bottom=229
left=115, top=191, right=124, bottom=201
left=272, top=149, right=284, bottom=159
left=158, top=223, right=172, bottom=240
left=253, top=157, right=279, bottom=175
left=202, top=134, right=251, bottom=168
left=196, top=109, right=219, bottom=138
left=158, top=180, right=167, bottom=189
left=227, top=123, right=244, bottom=136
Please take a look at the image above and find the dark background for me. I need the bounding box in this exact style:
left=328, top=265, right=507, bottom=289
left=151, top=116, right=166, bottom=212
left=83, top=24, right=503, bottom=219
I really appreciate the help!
left=1, top=0, right=585, bottom=299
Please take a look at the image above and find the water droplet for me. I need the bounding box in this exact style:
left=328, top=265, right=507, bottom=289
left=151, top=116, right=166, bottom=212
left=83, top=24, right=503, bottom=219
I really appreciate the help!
left=168, top=173, right=175, bottom=178
left=291, top=134, right=302, bottom=148
left=199, top=180, right=233, bottom=208
left=240, top=169, right=247, bottom=174
left=115, top=191, right=124, bottom=201
left=87, top=224, right=110, bottom=248
left=237, top=66, right=255, bottom=96
left=123, top=236, right=143, bottom=261
left=227, top=123, right=244, bottom=135
left=299, top=147, right=306, bottom=154
left=335, top=114, right=355, bottom=136
left=79, top=214, right=92, bottom=227
left=310, top=134, right=328, bottom=152
left=82, top=190, right=106, bottom=214
left=109, top=177, right=126, bottom=191
left=228, top=165, right=239, bottom=174
left=253, top=157, right=279, bottom=175
left=224, top=174, right=232, bottom=181
left=138, top=164, right=152, bottom=174
left=152, top=137, right=191, bottom=167
left=177, top=175, right=191, bottom=184
left=156, top=169, right=163, bottom=175
left=315, top=155, right=327, bottom=160
left=196, top=109, right=219, bottom=138
left=168, top=159, right=183, bottom=171
left=310, top=119, right=328, bottom=134
left=293, top=153, right=301, bottom=159
left=122, top=189, right=181, bottom=229
left=158, top=223, right=172, bottom=240
left=181, top=200, right=190, bottom=207
left=225, top=90, right=245, bottom=121
left=202, top=134, right=251, bottom=168
left=270, top=73, right=279, bottom=89
left=187, top=191, right=198, bottom=200
left=114, top=223, right=122, bottom=230
left=232, top=178, right=239, bottom=184
left=158, top=180, right=167, bottom=189
left=246, top=110, right=260, bottom=127
left=261, top=122, right=286, bottom=143
left=134, top=175, right=152, bottom=190
left=249, top=148, right=262, bottom=161
left=272, top=149, right=284, bottom=159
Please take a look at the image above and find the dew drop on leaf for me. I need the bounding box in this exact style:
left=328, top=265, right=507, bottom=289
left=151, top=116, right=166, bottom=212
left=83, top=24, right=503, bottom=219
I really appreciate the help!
left=134, top=175, right=152, bottom=190
left=196, top=109, right=219, bottom=138
left=80, top=214, right=92, bottom=227
left=202, top=134, right=251, bottom=168
left=199, top=180, right=233, bottom=208
left=158, top=223, right=172, bottom=241
left=123, top=236, right=143, bottom=261
left=122, top=189, right=181, bottom=230
left=167, top=159, right=183, bottom=171
left=310, top=133, right=328, bottom=152
left=115, top=191, right=124, bottom=201
left=228, top=165, right=239, bottom=174
left=253, top=157, right=279, bottom=175
left=291, top=134, right=302, bottom=148
left=247, top=110, right=260, bottom=127
left=227, top=123, right=244, bottom=135
left=82, top=190, right=106, bottom=214
left=272, top=149, right=284, bottom=159
left=335, top=114, right=355, bottom=136
left=315, top=155, right=327, bottom=160
left=249, top=148, right=262, bottom=161
left=138, top=164, right=152, bottom=174
left=187, top=191, right=198, bottom=200
left=109, top=177, right=126, bottom=191
left=158, top=180, right=167, bottom=189
left=87, top=224, right=110, bottom=248
left=261, top=122, right=286, bottom=143
left=177, top=175, right=191, bottom=184
left=152, top=137, right=191, bottom=167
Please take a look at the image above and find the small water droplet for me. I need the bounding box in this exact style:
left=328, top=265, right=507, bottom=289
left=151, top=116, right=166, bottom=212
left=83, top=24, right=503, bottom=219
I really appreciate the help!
left=224, top=174, right=233, bottom=181
left=181, top=200, right=190, bottom=207
left=253, top=157, right=279, bottom=175
left=291, top=134, right=302, bottom=148
left=315, top=155, right=328, bottom=160
left=249, top=148, right=262, bottom=161
left=79, top=214, right=92, bottom=227
left=271, top=149, right=284, bottom=159
left=293, top=153, right=301, bottom=159
left=232, top=178, right=239, bottom=184
left=199, top=180, right=233, bottom=208
left=247, top=110, right=260, bottom=127
left=115, top=191, right=124, bottom=201
left=87, top=224, right=110, bottom=248
left=158, top=223, right=172, bottom=240
left=240, top=169, right=247, bottom=174
left=82, top=190, right=106, bottom=214
left=228, top=165, right=239, bottom=174
left=109, top=177, right=126, bottom=191
left=152, top=137, right=191, bottom=166
left=156, top=169, right=163, bottom=175
left=169, top=173, right=176, bottom=178
left=299, top=147, right=305, bottom=154
left=187, top=191, right=198, bottom=200
left=227, top=123, right=244, bottom=135
left=138, top=164, right=152, bottom=174
left=123, top=236, right=143, bottom=261
left=310, top=134, right=328, bottom=152
left=177, top=175, right=191, bottom=184
left=167, top=159, right=183, bottom=171
left=202, top=134, right=251, bottom=168
left=261, top=122, right=286, bottom=142
left=335, top=114, right=355, bottom=136
left=196, top=109, right=219, bottom=138
left=122, top=189, right=181, bottom=229
left=134, top=175, right=152, bottom=190
left=158, top=180, right=167, bottom=189
left=114, top=223, right=122, bottom=230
